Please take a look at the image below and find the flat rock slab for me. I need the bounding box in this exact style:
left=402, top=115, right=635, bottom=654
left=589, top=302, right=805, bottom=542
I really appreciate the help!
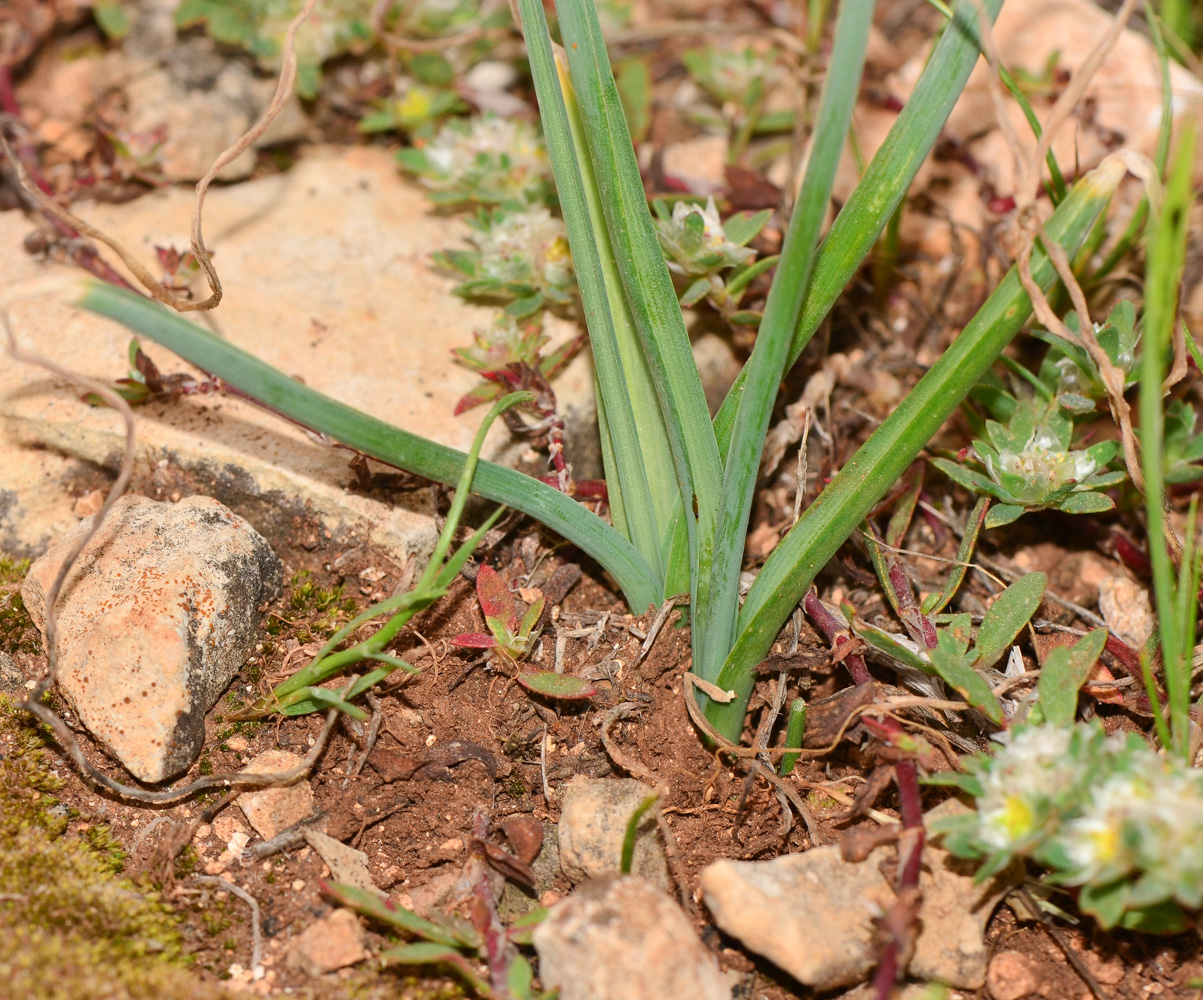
left=557, top=776, right=668, bottom=888
left=21, top=494, right=280, bottom=783
left=0, top=145, right=592, bottom=560
left=238, top=749, right=315, bottom=840
left=533, top=876, right=731, bottom=1000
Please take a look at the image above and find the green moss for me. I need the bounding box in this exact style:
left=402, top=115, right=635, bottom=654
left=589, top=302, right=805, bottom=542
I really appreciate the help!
left=281, top=569, right=359, bottom=640
left=0, top=697, right=237, bottom=1000
left=0, top=556, right=39, bottom=656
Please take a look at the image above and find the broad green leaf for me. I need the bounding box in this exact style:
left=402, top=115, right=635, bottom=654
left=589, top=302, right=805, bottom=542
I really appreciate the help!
left=517, top=671, right=597, bottom=700
left=379, top=943, right=491, bottom=994
left=1037, top=628, right=1107, bottom=727
left=508, top=953, right=536, bottom=999
left=984, top=503, right=1026, bottom=529
left=723, top=209, right=773, bottom=247
left=1078, top=879, right=1131, bottom=929
left=929, top=647, right=1004, bottom=725
left=973, top=572, right=1047, bottom=670
left=928, top=457, right=1000, bottom=498
left=1054, top=491, right=1115, bottom=515
left=855, top=621, right=932, bottom=673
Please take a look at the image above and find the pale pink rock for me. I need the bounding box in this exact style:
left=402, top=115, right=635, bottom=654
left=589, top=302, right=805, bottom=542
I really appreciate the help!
left=287, top=909, right=366, bottom=976
left=21, top=494, right=281, bottom=783
left=238, top=750, right=315, bottom=840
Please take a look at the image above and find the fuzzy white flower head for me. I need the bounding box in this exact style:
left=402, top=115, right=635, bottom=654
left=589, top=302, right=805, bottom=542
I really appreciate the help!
left=471, top=208, right=572, bottom=289
left=976, top=726, right=1077, bottom=850
left=659, top=197, right=755, bottom=276
left=993, top=431, right=1097, bottom=488
left=423, top=116, right=548, bottom=194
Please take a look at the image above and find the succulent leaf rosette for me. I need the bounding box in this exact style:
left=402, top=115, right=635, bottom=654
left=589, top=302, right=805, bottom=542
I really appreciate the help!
left=652, top=197, right=770, bottom=309
left=433, top=207, right=575, bottom=317
left=932, top=400, right=1125, bottom=528
left=932, top=722, right=1203, bottom=932
left=397, top=114, right=553, bottom=208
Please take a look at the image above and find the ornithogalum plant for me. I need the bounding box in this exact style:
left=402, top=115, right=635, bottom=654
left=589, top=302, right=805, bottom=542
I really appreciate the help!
left=69, top=0, right=1134, bottom=742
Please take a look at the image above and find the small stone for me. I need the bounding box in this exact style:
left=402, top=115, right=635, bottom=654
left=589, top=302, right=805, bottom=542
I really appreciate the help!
left=1080, top=950, right=1125, bottom=986
left=661, top=134, right=729, bottom=195
left=0, top=653, right=26, bottom=695
left=302, top=829, right=379, bottom=895
left=72, top=489, right=105, bottom=518
left=558, top=777, right=668, bottom=888
left=212, top=816, right=247, bottom=844
left=988, top=950, right=1039, bottom=1000
left=701, top=846, right=893, bottom=991
left=226, top=736, right=250, bottom=752
left=1098, top=575, right=1154, bottom=648
left=238, top=750, right=314, bottom=840
left=20, top=494, right=282, bottom=783
left=292, top=880, right=305, bottom=892
left=533, top=876, right=730, bottom=1000
left=703, top=802, right=1018, bottom=992
left=286, top=909, right=366, bottom=976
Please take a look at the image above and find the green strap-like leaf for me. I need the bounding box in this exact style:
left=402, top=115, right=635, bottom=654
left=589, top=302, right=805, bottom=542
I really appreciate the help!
left=1038, top=628, right=1107, bottom=727
left=77, top=281, right=661, bottom=614
left=973, top=571, right=1047, bottom=670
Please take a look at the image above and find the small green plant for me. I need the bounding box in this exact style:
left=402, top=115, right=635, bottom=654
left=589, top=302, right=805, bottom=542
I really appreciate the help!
left=175, top=0, right=375, bottom=98
left=398, top=114, right=553, bottom=208
left=325, top=861, right=552, bottom=998
left=931, top=397, right=1125, bottom=529
left=931, top=720, right=1203, bottom=933
left=681, top=44, right=791, bottom=146
left=451, top=565, right=596, bottom=700
left=434, top=207, right=576, bottom=318
left=240, top=392, right=528, bottom=719
left=652, top=197, right=775, bottom=322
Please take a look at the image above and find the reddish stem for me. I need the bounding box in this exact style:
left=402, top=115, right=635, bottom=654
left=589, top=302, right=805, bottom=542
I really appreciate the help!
left=802, top=589, right=871, bottom=685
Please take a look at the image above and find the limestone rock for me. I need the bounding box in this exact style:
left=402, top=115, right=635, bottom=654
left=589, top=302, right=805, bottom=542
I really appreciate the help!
left=21, top=494, right=281, bottom=783
left=702, top=846, right=893, bottom=991
left=661, top=134, right=729, bottom=195
left=238, top=750, right=315, bottom=840
left=533, top=876, right=731, bottom=1000
left=287, top=909, right=366, bottom=976
left=702, top=804, right=1019, bottom=992
left=558, top=776, right=668, bottom=888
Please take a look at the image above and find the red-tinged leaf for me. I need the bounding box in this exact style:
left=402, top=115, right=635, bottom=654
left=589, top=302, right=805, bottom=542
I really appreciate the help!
left=517, top=671, right=596, bottom=700
left=476, top=565, right=518, bottom=629
left=454, top=382, right=502, bottom=416
left=1083, top=662, right=1126, bottom=706
left=451, top=632, right=498, bottom=648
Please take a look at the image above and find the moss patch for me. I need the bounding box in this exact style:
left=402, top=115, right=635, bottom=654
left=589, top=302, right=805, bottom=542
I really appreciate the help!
left=0, top=697, right=238, bottom=1000
left=0, top=555, right=38, bottom=657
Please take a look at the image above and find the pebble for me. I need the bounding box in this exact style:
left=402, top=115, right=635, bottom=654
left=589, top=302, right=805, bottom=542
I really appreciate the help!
left=1098, top=575, right=1154, bottom=648
left=558, top=776, right=668, bottom=888
left=987, top=950, right=1039, bottom=1000
left=20, top=495, right=281, bottom=783
left=533, top=876, right=731, bottom=1000
left=237, top=750, right=315, bottom=840
left=302, top=829, right=379, bottom=895
left=286, top=909, right=366, bottom=976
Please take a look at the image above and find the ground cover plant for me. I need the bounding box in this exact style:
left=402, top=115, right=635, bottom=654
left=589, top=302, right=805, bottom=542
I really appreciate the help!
left=3, top=0, right=1203, bottom=995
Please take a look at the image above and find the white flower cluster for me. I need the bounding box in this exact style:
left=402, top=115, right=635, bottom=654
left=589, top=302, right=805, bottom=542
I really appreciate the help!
left=968, top=723, right=1203, bottom=915
left=657, top=197, right=755, bottom=277
left=412, top=115, right=550, bottom=205
left=468, top=208, right=573, bottom=291
left=991, top=430, right=1098, bottom=490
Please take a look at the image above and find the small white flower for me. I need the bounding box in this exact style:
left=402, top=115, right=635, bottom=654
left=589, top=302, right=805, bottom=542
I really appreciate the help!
left=470, top=208, right=572, bottom=289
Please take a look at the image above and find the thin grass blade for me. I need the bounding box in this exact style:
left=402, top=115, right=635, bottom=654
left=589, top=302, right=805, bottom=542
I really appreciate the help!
left=696, top=0, right=875, bottom=689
